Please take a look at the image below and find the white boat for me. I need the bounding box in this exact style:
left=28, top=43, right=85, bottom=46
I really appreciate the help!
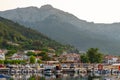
left=103, top=78, right=112, bottom=80
left=44, top=65, right=55, bottom=73
left=44, top=69, right=52, bottom=73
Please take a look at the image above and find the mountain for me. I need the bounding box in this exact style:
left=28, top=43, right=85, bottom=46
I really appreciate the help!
left=0, top=17, right=77, bottom=54
left=0, top=5, right=120, bottom=55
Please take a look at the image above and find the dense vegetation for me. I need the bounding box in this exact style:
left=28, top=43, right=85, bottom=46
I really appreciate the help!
left=80, top=48, right=103, bottom=63
left=0, top=17, right=78, bottom=54
left=0, top=60, right=26, bottom=64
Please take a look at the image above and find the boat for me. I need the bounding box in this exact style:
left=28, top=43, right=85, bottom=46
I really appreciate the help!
left=44, top=65, right=55, bottom=73
left=103, top=78, right=112, bottom=80
left=44, top=69, right=52, bottom=73
left=0, top=74, right=11, bottom=79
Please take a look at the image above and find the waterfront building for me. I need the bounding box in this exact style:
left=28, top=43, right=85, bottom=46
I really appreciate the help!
left=104, top=55, right=119, bottom=64
left=0, top=50, right=5, bottom=60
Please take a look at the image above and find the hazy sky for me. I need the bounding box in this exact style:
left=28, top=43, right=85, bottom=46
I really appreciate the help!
left=0, top=0, right=120, bottom=23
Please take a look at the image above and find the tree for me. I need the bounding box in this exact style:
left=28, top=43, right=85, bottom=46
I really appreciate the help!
left=6, top=50, right=17, bottom=57
left=37, top=51, right=51, bottom=61
left=80, top=54, right=89, bottom=63
left=37, top=59, right=42, bottom=64
left=95, top=53, right=103, bottom=63
left=0, top=60, right=4, bottom=64
left=30, top=56, right=36, bottom=64
left=87, top=48, right=103, bottom=63
left=26, top=52, right=36, bottom=56
left=4, top=60, right=26, bottom=64
left=4, top=60, right=12, bottom=64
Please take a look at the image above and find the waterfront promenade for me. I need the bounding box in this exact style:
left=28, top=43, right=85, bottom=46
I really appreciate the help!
left=0, top=63, right=120, bottom=75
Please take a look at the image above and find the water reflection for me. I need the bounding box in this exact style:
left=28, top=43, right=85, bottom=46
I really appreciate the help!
left=0, top=72, right=120, bottom=80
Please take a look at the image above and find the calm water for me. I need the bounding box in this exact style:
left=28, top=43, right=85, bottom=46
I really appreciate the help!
left=0, top=73, right=120, bottom=80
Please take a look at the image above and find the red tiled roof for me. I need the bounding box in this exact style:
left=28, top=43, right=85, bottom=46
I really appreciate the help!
left=13, top=56, right=22, bottom=58
left=104, top=55, right=118, bottom=59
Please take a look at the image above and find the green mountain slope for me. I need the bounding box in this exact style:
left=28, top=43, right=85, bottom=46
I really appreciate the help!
left=0, top=17, right=77, bottom=54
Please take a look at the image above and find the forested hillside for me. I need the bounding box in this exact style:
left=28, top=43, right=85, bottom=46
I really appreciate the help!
left=0, top=17, right=77, bottom=54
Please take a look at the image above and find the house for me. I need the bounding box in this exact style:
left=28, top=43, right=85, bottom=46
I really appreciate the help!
left=48, top=53, right=56, bottom=57
left=104, top=55, right=119, bottom=64
left=12, top=54, right=23, bottom=60
left=0, top=50, right=5, bottom=60
left=59, top=53, right=80, bottom=63
left=11, top=53, right=29, bottom=60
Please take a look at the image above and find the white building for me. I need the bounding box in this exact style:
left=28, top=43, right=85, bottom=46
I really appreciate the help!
left=104, top=55, right=119, bottom=64
left=12, top=53, right=29, bottom=60
left=0, top=50, right=5, bottom=60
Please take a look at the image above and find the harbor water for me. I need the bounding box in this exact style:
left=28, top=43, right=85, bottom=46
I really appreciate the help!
left=0, top=72, right=120, bottom=80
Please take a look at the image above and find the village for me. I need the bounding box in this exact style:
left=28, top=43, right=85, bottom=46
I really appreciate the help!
left=0, top=48, right=120, bottom=75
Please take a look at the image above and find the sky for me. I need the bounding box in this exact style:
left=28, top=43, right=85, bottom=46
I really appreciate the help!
left=0, top=0, right=120, bottom=23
